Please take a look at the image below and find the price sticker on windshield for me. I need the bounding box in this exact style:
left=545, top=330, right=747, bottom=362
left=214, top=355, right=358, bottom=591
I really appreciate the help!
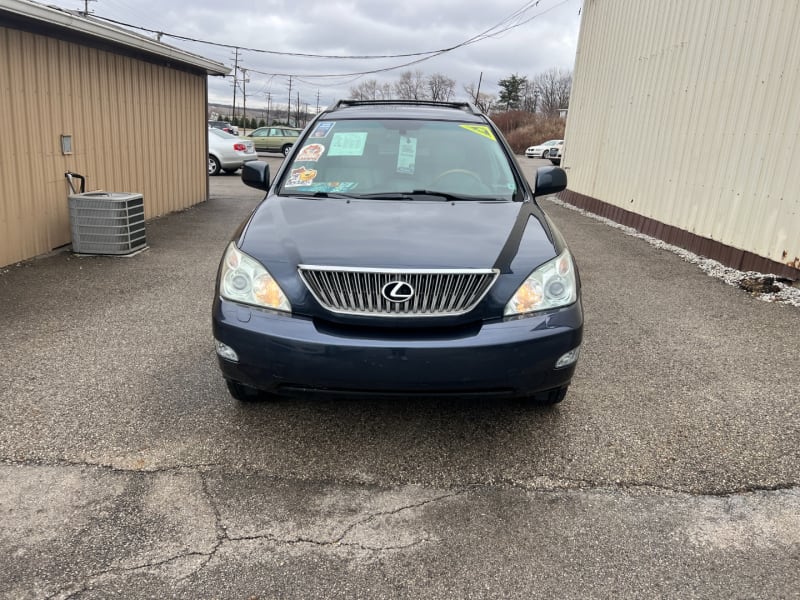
left=328, top=132, right=368, bottom=156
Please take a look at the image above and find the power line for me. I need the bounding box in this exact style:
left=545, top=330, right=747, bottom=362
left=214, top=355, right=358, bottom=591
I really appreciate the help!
left=89, top=0, right=568, bottom=65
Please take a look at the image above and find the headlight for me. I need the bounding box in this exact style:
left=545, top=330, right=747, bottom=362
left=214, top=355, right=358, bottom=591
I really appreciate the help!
left=219, top=242, right=291, bottom=312
left=504, top=250, right=577, bottom=316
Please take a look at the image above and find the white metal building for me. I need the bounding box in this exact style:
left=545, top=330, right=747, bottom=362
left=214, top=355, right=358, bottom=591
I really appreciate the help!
left=562, top=0, right=800, bottom=278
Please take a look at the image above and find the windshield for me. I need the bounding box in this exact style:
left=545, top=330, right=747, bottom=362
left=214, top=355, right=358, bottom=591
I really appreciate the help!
left=277, top=119, right=520, bottom=201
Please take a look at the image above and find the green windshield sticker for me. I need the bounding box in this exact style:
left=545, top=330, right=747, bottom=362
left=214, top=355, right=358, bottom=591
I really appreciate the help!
left=460, top=124, right=496, bottom=141
left=396, top=136, right=417, bottom=174
left=328, top=132, right=368, bottom=156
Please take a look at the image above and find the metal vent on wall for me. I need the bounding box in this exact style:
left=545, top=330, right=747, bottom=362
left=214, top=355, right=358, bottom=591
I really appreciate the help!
left=68, top=192, right=147, bottom=255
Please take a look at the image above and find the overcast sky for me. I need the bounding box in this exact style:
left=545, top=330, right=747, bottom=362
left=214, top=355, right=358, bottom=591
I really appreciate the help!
left=43, top=0, right=583, bottom=112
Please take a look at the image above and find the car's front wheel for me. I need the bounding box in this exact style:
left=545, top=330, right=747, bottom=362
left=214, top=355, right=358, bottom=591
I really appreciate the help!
left=530, top=385, right=569, bottom=405
left=541, top=149, right=549, bottom=158
left=208, top=155, right=221, bottom=176
left=281, top=144, right=292, bottom=157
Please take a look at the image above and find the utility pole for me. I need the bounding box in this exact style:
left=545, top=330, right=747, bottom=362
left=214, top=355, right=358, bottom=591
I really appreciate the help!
left=231, top=48, right=240, bottom=122
left=266, top=92, right=271, bottom=126
left=82, top=0, right=96, bottom=16
left=475, top=71, right=483, bottom=106
left=316, top=90, right=320, bottom=114
left=296, top=92, right=300, bottom=128
left=286, top=76, right=293, bottom=126
left=240, top=67, right=249, bottom=132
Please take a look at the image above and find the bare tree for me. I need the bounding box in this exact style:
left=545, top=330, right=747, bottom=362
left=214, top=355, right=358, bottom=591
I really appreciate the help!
left=521, top=79, right=540, bottom=113
left=349, top=79, right=381, bottom=100
left=427, top=73, right=456, bottom=102
left=394, top=70, right=428, bottom=100
left=463, top=83, right=495, bottom=113
left=531, top=68, right=572, bottom=115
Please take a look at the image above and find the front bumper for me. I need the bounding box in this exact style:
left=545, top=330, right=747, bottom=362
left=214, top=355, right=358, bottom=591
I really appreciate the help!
left=212, top=298, right=583, bottom=398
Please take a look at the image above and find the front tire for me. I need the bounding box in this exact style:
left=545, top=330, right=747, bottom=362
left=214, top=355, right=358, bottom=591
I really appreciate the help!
left=226, top=380, right=265, bottom=402
left=208, top=155, right=221, bottom=176
left=281, top=144, right=292, bottom=157
left=530, top=385, right=569, bottom=405
left=541, top=150, right=549, bottom=158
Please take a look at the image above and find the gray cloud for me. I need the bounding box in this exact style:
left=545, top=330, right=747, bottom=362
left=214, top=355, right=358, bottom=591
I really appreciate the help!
left=45, top=0, right=582, bottom=109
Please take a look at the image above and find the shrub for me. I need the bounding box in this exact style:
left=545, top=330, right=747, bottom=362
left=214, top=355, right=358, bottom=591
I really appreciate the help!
left=491, top=112, right=566, bottom=154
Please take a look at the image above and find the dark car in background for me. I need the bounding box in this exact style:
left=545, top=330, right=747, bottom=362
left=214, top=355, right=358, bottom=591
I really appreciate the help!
left=208, top=120, right=235, bottom=134
left=212, top=100, right=583, bottom=405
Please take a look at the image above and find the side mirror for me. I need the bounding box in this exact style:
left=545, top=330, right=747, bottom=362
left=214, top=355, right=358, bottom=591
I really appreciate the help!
left=534, top=166, right=567, bottom=197
left=241, top=161, right=270, bottom=191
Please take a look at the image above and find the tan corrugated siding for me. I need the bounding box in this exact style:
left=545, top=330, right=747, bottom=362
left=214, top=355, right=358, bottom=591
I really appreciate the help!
left=0, top=25, right=208, bottom=267
left=565, top=0, right=800, bottom=270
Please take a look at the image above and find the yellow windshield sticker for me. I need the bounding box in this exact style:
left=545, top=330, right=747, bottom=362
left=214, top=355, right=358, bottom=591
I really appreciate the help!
left=460, top=125, right=496, bottom=141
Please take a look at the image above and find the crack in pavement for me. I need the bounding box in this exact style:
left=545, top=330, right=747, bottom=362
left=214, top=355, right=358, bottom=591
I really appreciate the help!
left=43, top=483, right=463, bottom=596
left=17, top=461, right=800, bottom=598
left=44, top=550, right=213, bottom=600
left=223, top=490, right=467, bottom=551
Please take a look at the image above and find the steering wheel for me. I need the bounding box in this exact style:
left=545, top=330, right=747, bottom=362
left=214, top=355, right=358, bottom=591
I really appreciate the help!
left=431, top=169, right=484, bottom=188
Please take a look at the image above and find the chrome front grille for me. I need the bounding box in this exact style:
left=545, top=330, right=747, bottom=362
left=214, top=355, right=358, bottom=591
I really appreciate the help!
left=298, top=265, right=499, bottom=317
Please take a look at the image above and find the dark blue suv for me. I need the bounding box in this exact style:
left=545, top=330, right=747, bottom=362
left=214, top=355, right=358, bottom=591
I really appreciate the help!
left=212, top=100, right=583, bottom=404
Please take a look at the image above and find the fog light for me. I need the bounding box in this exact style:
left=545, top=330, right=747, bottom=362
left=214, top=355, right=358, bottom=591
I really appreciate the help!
left=555, top=347, right=580, bottom=369
left=215, top=340, right=239, bottom=362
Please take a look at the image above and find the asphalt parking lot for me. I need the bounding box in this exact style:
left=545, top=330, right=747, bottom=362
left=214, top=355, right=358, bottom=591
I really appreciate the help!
left=1, top=156, right=798, bottom=599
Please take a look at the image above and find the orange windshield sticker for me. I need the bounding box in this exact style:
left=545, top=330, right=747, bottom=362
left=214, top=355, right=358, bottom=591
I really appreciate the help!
left=286, top=166, right=318, bottom=187
left=296, top=144, right=325, bottom=162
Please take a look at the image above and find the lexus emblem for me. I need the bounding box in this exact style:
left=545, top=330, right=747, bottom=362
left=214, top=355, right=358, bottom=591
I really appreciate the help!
left=381, top=280, right=414, bottom=303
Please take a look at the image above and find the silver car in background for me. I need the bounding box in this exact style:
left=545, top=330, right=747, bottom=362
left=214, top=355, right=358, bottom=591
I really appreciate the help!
left=208, top=128, right=257, bottom=175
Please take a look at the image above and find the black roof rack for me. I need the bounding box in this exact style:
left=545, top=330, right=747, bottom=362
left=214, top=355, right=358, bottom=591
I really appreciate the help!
left=332, top=99, right=482, bottom=115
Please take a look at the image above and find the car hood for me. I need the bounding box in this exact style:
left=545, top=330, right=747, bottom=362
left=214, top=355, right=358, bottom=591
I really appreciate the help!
left=238, top=194, right=558, bottom=273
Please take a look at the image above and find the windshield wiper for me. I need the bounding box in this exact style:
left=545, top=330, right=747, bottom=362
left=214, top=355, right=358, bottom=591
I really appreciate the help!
left=287, top=191, right=359, bottom=199
left=358, top=190, right=469, bottom=201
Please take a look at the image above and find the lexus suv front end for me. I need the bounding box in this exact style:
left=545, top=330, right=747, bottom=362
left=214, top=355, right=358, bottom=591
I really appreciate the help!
left=212, top=99, right=582, bottom=404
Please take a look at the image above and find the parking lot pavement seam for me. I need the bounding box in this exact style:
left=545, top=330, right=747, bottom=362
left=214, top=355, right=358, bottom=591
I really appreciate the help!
left=0, top=457, right=223, bottom=474
left=3, top=460, right=797, bottom=498
left=496, top=475, right=800, bottom=497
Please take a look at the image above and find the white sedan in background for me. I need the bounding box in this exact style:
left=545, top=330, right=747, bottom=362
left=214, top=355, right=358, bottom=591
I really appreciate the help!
left=525, top=139, right=563, bottom=159
left=208, top=128, right=257, bottom=176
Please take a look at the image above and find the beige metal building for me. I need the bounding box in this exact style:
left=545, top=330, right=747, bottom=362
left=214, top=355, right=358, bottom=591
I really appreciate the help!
left=562, top=0, right=800, bottom=278
left=0, top=0, right=228, bottom=268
